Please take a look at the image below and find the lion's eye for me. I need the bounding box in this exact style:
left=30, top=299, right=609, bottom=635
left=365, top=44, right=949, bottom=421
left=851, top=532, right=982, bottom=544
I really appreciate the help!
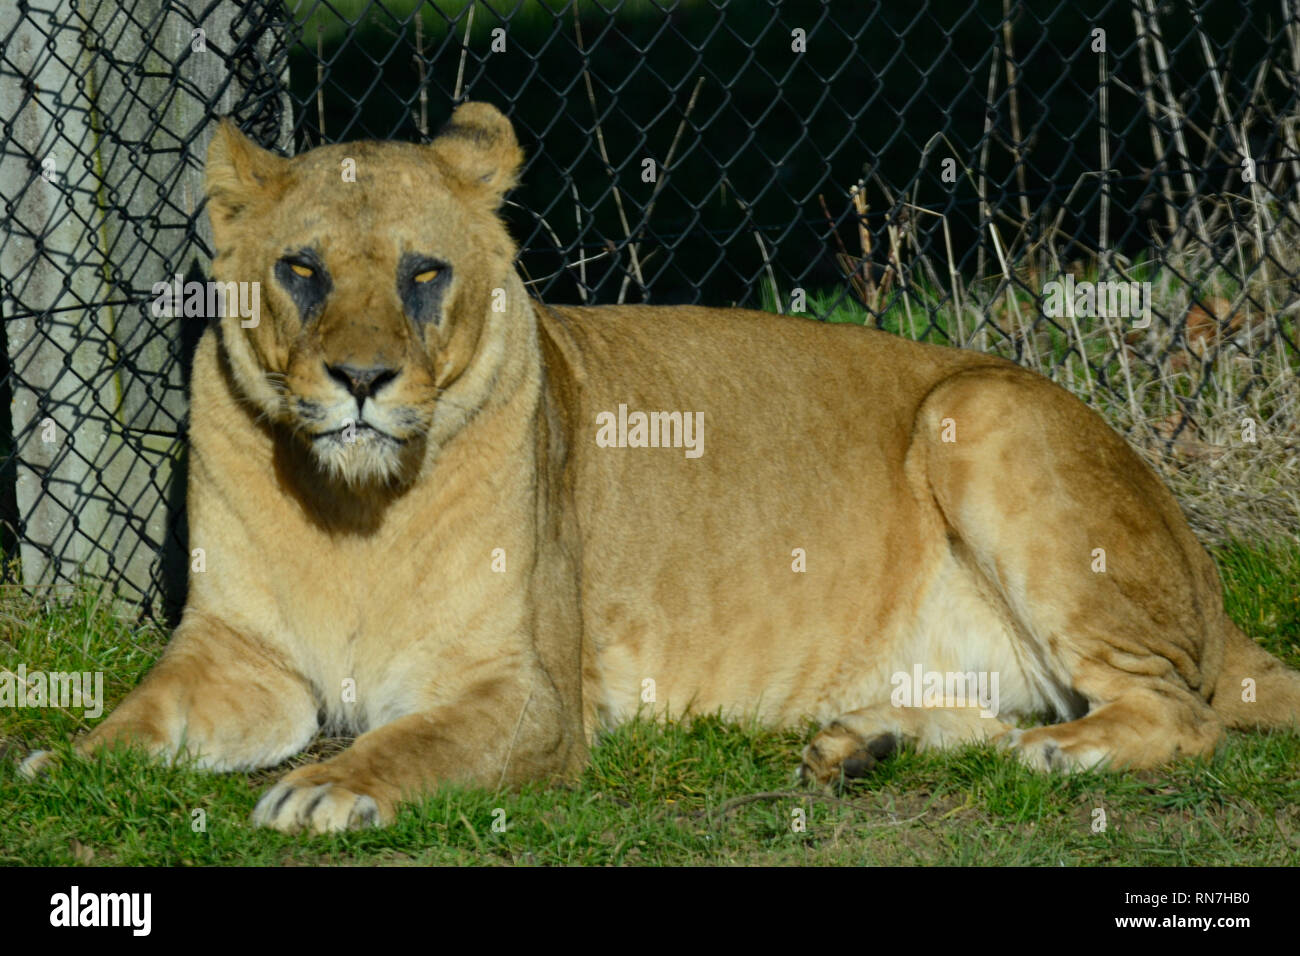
left=399, top=256, right=451, bottom=325
left=290, top=263, right=314, bottom=279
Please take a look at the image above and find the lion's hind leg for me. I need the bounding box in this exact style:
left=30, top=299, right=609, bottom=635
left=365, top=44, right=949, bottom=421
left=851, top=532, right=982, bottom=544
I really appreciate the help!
left=1007, top=691, right=1221, bottom=771
left=912, top=365, right=1229, bottom=772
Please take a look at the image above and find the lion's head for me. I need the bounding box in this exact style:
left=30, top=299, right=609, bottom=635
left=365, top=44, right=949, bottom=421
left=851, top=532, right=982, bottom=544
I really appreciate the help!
left=204, top=102, right=524, bottom=486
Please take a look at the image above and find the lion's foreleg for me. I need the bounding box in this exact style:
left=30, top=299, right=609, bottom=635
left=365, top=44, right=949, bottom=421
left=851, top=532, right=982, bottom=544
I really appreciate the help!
left=799, top=702, right=1013, bottom=786
left=250, top=672, right=581, bottom=833
left=77, top=618, right=320, bottom=771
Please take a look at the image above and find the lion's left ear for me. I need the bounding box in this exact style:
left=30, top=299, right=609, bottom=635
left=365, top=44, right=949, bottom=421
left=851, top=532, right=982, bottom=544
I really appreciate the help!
left=428, top=102, right=523, bottom=208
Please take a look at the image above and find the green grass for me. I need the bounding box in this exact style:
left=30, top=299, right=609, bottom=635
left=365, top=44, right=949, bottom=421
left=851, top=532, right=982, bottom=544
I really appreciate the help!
left=2, top=541, right=1299, bottom=866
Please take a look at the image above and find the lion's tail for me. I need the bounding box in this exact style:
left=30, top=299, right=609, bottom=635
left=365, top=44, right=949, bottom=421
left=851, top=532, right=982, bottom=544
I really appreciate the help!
left=1209, top=622, right=1300, bottom=731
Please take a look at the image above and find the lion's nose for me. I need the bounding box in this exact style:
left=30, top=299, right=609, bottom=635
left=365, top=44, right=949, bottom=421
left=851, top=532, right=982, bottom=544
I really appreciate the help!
left=325, top=362, right=399, bottom=401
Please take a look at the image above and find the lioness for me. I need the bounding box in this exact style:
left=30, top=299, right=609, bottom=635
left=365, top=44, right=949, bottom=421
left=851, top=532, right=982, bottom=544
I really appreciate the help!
left=50, top=103, right=1300, bottom=832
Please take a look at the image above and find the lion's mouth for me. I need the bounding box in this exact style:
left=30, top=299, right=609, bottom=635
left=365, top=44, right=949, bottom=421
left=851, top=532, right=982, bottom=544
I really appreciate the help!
left=311, top=422, right=406, bottom=445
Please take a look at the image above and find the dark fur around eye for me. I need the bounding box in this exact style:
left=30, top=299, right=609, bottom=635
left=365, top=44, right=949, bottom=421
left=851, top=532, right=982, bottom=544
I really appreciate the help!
left=398, top=252, right=452, bottom=326
left=275, top=250, right=331, bottom=318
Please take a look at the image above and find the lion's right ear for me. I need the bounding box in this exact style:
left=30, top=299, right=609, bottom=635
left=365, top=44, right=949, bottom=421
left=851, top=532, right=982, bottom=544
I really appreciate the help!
left=205, top=118, right=289, bottom=240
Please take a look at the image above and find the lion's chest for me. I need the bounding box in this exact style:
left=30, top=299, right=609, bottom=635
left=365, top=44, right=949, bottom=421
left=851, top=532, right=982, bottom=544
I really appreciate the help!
left=245, top=491, right=539, bottom=735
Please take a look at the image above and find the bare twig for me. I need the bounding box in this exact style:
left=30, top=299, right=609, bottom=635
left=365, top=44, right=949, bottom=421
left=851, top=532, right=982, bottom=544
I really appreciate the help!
left=734, top=192, right=779, bottom=312
left=1132, top=4, right=1179, bottom=243
left=1193, top=8, right=1275, bottom=321
left=574, top=3, right=644, bottom=302
left=1001, top=0, right=1031, bottom=226
left=819, top=192, right=872, bottom=310
left=976, top=44, right=999, bottom=286
left=1097, top=33, right=1111, bottom=274
left=1140, top=0, right=1211, bottom=250
left=572, top=181, right=588, bottom=302
left=316, top=23, right=326, bottom=139
left=622, top=75, right=705, bottom=302
left=505, top=197, right=608, bottom=294
left=412, top=9, right=428, bottom=139
left=454, top=2, right=476, bottom=102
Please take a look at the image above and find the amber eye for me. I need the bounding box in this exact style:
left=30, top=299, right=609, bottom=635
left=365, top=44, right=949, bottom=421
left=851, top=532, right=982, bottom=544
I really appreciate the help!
left=413, top=268, right=440, bottom=283
left=289, top=262, right=314, bottom=279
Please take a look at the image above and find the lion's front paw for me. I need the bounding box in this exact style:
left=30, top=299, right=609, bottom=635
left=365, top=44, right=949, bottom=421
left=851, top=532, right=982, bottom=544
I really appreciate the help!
left=251, top=766, right=389, bottom=833
left=797, top=723, right=897, bottom=787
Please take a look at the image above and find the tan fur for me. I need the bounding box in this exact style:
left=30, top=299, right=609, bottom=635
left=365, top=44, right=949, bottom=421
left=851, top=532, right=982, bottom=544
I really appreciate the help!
left=69, top=104, right=1300, bottom=832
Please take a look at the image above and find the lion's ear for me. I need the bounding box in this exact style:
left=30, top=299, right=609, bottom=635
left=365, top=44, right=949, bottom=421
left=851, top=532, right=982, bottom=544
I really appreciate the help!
left=429, top=102, right=523, bottom=207
left=205, top=118, right=289, bottom=241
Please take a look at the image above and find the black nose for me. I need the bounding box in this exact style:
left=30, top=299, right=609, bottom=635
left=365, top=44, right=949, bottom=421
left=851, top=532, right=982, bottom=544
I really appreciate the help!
left=326, top=363, right=399, bottom=401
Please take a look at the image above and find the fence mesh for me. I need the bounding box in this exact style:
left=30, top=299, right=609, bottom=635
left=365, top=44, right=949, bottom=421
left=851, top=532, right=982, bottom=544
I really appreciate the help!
left=2, top=0, right=1298, bottom=617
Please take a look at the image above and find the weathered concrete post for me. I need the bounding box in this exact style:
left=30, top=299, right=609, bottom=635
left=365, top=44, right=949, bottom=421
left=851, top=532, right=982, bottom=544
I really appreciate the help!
left=0, top=0, right=292, bottom=610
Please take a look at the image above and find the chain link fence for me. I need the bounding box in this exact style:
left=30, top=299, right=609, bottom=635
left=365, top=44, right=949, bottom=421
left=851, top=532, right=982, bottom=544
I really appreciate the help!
left=2, top=0, right=1298, bottom=617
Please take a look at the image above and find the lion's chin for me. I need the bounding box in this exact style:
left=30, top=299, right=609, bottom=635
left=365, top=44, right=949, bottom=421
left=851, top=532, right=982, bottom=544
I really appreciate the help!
left=307, top=431, right=412, bottom=487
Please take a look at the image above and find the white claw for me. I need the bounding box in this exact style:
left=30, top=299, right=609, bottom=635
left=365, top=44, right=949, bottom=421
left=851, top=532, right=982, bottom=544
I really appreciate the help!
left=18, top=749, right=54, bottom=780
